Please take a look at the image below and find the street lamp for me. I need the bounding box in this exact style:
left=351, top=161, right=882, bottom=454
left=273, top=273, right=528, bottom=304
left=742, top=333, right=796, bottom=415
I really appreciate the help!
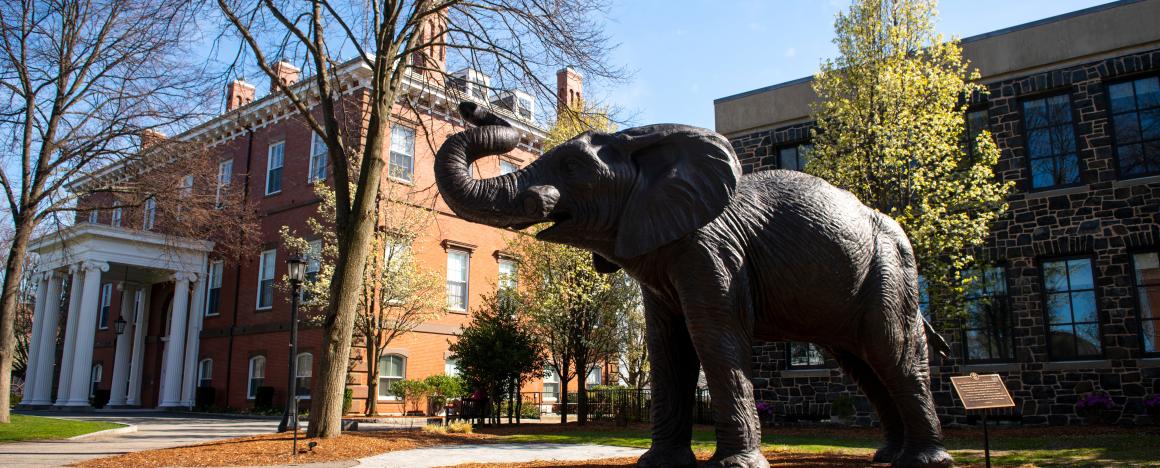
left=278, top=255, right=307, bottom=460
left=113, top=316, right=127, bottom=335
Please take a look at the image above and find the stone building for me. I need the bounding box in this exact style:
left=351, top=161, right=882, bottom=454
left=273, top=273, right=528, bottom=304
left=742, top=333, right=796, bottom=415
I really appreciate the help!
left=714, top=0, right=1160, bottom=425
left=18, top=47, right=600, bottom=413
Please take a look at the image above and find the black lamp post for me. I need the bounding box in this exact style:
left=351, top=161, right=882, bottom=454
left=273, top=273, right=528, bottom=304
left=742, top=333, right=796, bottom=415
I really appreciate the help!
left=277, top=255, right=307, bottom=455
left=113, top=316, right=127, bottom=335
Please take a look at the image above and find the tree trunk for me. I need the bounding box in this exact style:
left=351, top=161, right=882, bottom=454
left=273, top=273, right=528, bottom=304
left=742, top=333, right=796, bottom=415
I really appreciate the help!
left=576, top=360, right=589, bottom=426
left=365, top=348, right=378, bottom=416
left=0, top=217, right=33, bottom=423
left=559, top=363, right=570, bottom=425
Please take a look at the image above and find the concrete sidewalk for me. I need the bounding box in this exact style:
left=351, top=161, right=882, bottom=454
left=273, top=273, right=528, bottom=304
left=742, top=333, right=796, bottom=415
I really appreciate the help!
left=2, top=411, right=277, bottom=467
left=357, top=443, right=647, bottom=468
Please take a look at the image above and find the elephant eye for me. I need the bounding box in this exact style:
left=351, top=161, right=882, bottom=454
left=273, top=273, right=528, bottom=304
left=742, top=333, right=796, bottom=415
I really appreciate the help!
left=563, top=157, right=583, bottom=175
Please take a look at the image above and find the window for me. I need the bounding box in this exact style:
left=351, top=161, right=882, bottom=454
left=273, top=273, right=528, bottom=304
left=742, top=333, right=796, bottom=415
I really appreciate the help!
left=142, top=197, right=156, bottom=230
left=216, top=160, right=233, bottom=208
left=787, top=342, right=825, bottom=368
left=206, top=261, right=223, bottom=316
left=1108, top=76, right=1160, bottom=177
left=247, top=356, right=266, bottom=399
left=181, top=174, right=194, bottom=196
left=542, top=368, right=559, bottom=401
left=444, top=357, right=460, bottom=377
left=517, top=96, right=533, bottom=120
left=389, top=125, right=415, bottom=182
left=446, top=250, right=469, bottom=310
left=266, top=141, right=284, bottom=194
left=257, top=249, right=276, bottom=309
left=585, top=367, right=602, bottom=388
left=1043, top=258, right=1101, bottom=360
left=296, top=353, right=312, bottom=398
left=111, top=207, right=122, bottom=227
left=1132, top=252, right=1160, bottom=354
left=1022, top=94, right=1079, bottom=189
left=378, top=354, right=405, bottom=400
left=498, top=258, right=517, bottom=290
left=309, top=133, right=328, bottom=183
left=88, top=209, right=98, bottom=224
left=384, top=240, right=410, bottom=272
left=962, top=267, right=1014, bottom=362
left=964, top=109, right=990, bottom=161
left=197, top=359, right=212, bottom=388
left=778, top=143, right=813, bottom=171
left=500, top=160, right=518, bottom=175
left=98, top=283, right=112, bottom=329
left=90, top=363, right=103, bottom=398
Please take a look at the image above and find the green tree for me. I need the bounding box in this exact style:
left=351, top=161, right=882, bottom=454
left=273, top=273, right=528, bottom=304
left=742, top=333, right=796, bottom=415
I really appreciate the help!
left=448, top=290, right=543, bottom=425
left=808, top=0, right=1012, bottom=320
left=423, top=374, right=465, bottom=414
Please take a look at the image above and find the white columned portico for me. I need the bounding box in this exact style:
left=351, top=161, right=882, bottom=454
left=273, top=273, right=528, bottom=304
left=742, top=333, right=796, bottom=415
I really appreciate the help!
left=62, top=260, right=109, bottom=407
left=55, top=266, right=84, bottom=406
left=159, top=272, right=194, bottom=408
left=180, top=276, right=207, bottom=407
left=22, top=273, right=50, bottom=405
left=25, top=272, right=63, bottom=406
left=107, top=283, right=137, bottom=407
left=126, top=286, right=151, bottom=406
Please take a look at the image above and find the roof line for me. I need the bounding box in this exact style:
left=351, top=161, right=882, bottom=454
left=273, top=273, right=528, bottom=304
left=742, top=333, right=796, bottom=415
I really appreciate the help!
left=713, top=0, right=1139, bottom=105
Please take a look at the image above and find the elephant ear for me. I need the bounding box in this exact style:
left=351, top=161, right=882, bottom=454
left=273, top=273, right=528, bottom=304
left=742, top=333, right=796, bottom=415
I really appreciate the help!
left=613, top=124, right=741, bottom=259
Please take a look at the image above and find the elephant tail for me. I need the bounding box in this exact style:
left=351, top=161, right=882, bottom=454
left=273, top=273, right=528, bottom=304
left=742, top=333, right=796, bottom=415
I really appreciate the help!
left=923, top=316, right=951, bottom=360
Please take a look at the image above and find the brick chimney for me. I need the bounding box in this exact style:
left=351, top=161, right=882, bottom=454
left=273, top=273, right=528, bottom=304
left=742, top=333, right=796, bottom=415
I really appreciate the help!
left=411, top=9, right=448, bottom=81
left=226, top=79, right=256, bottom=111
left=139, top=129, right=166, bottom=149
left=556, top=67, right=583, bottom=112
left=270, top=60, right=301, bottom=91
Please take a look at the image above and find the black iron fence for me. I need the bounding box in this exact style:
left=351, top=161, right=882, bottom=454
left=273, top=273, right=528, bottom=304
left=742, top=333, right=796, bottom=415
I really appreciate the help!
left=449, top=387, right=714, bottom=426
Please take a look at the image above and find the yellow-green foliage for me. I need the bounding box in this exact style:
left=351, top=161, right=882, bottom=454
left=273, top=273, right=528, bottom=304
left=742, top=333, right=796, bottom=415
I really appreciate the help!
left=421, top=423, right=447, bottom=434
left=544, top=100, right=616, bottom=149
left=446, top=421, right=473, bottom=434
left=808, top=0, right=1012, bottom=319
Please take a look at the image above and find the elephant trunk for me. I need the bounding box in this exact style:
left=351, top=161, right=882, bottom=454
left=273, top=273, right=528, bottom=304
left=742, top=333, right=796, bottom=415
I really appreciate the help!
left=435, top=106, right=554, bottom=228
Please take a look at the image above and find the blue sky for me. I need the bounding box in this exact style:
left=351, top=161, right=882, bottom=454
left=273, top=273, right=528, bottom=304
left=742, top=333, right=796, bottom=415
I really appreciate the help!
left=591, top=0, right=1115, bottom=129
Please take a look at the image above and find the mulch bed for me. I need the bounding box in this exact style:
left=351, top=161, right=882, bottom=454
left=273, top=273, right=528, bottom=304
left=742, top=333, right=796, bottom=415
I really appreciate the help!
left=73, top=430, right=492, bottom=468
left=443, top=450, right=884, bottom=467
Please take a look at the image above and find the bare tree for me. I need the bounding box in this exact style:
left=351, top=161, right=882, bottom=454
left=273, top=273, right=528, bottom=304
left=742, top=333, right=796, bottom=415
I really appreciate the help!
left=0, top=0, right=213, bottom=422
left=216, top=0, right=623, bottom=437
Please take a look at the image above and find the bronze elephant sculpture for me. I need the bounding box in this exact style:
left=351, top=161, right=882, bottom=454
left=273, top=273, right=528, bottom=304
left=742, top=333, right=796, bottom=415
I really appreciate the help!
left=434, top=102, right=952, bottom=468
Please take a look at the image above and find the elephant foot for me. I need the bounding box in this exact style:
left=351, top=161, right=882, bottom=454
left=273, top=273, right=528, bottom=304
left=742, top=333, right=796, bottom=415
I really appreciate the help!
left=637, top=445, right=696, bottom=468
left=872, top=443, right=902, bottom=463
left=706, top=448, right=769, bottom=468
left=892, top=445, right=953, bottom=468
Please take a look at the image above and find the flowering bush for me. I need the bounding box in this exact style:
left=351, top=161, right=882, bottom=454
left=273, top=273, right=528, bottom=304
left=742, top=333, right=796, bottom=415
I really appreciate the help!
left=1076, top=391, right=1115, bottom=415
left=756, top=402, right=775, bottom=422
left=1145, top=394, right=1160, bottom=414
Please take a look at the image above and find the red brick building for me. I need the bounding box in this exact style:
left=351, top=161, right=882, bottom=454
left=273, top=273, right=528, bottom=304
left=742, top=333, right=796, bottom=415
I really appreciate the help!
left=20, top=54, right=597, bottom=414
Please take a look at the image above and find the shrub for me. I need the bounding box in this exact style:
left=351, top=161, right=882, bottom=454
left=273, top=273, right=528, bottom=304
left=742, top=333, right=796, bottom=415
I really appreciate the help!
left=254, top=386, right=276, bottom=410
left=498, top=399, right=541, bottom=419
left=831, top=394, right=856, bottom=420
left=421, top=423, right=447, bottom=434
left=1145, top=394, right=1160, bottom=414
left=91, top=389, right=110, bottom=409
left=756, top=401, right=774, bottom=421
left=446, top=421, right=473, bottom=434
left=343, top=388, right=354, bottom=414
left=424, top=374, right=465, bottom=411
left=1076, top=391, right=1114, bottom=416
left=390, top=379, right=432, bottom=415
left=195, top=386, right=216, bottom=409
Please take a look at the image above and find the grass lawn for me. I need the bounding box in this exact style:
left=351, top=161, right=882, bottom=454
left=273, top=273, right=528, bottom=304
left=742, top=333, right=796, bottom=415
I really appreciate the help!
left=483, top=423, right=1160, bottom=467
left=0, top=414, right=124, bottom=443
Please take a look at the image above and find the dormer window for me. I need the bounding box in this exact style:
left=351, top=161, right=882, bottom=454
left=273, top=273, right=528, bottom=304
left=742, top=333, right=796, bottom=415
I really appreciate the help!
left=449, top=69, right=490, bottom=101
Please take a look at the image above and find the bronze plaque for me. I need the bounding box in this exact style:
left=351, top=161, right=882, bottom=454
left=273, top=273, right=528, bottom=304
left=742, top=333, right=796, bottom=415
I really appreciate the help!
left=950, top=373, right=1015, bottom=410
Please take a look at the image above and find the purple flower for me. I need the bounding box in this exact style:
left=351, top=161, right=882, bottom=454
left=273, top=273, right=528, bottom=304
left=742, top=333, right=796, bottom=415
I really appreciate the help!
left=1076, top=392, right=1115, bottom=412
left=1145, top=394, right=1160, bottom=410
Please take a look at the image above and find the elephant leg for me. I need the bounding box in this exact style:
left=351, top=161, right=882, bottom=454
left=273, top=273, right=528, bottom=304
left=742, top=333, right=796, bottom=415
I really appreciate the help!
left=637, top=291, right=698, bottom=468
left=680, top=275, right=767, bottom=468
left=832, top=350, right=905, bottom=463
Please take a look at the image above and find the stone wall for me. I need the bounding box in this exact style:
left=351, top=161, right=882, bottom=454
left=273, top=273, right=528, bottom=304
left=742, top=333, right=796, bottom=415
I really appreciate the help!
left=734, top=47, right=1160, bottom=426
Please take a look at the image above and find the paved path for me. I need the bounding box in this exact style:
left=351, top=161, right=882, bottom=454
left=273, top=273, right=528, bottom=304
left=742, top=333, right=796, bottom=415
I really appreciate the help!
left=2, top=411, right=277, bottom=467
left=357, top=443, right=646, bottom=468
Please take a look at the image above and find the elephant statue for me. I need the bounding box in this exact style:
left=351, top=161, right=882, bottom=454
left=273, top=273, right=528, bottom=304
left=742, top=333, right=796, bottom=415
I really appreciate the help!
left=434, top=102, right=953, bottom=468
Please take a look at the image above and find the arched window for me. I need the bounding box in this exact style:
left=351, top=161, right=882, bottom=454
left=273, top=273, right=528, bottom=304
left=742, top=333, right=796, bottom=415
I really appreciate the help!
left=197, top=359, right=213, bottom=388
left=378, top=354, right=405, bottom=400
left=90, top=363, right=103, bottom=398
left=247, top=356, right=266, bottom=399
left=295, top=353, right=313, bottom=398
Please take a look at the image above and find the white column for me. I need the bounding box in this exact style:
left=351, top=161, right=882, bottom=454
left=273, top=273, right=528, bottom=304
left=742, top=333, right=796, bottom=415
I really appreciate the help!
left=21, top=272, right=50, bottom=405
left=126, top=286, right=151, bottom=406
left=55, top=266, right=84, bottom=405
left=107, top=284, right=136, bottom=407
left=180, top=276, right=207, bottom=407
left=159, top=272, right=194, bottom=408
left=28, top=272, right=63, bottom=405
left=63, top=260, right=108, bottom=407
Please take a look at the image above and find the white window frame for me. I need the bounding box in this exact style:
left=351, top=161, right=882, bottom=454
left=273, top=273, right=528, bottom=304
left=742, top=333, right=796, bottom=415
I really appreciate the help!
left=446, top=250, right=470, bottom=311
left=142, top=197, right=156, bottom=230
left=247, top=355, right=266, bottom=399
left=98, top=283, right=112, bottom=329
left=585, top=366, right=602, bottom=388
left=216, top=160, right=233, bottom=208
left=197, top=358, right=213, bottom=388
left=542, top=367, right=560, bottom=402
left=444, top=357, right=459, bottom=377
left=90, top=363, right=103, bottom=398
left=295, top=352, right=313, bottom=399
left=389, top=125, right=415, bottom=183
left=88, top=209, right=99, bottom=224
left=378, top=354, right=406, bottom=401
left=256, top=249, right=276, bottom=310
left=206, top=261, right=223, bottom=316
left=265, top=141, right=285, bottom=195
left=498, top=258, right=517, bottom=290
left=111, top=206, right=122, bottom=227
left=308, top=133, right=328, bottom=183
